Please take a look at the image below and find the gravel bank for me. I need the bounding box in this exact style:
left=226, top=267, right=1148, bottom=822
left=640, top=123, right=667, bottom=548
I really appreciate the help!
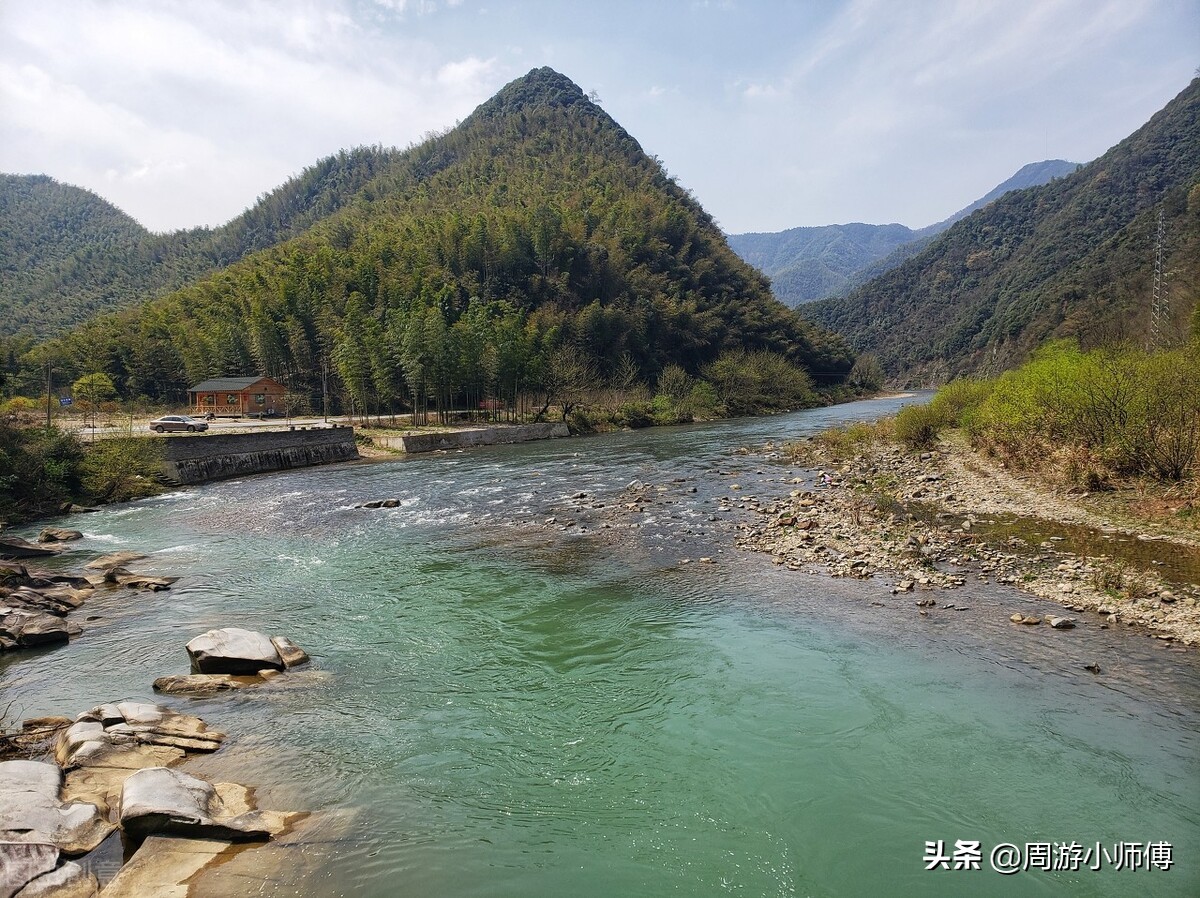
left=734, top=435, right=1200, bottom=647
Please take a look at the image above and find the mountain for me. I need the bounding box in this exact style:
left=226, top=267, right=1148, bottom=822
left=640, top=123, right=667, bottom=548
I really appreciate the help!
left=726, top=222, right=917, bottom=307
left=43, top=67, right=851, bottom=406
left=0, top=175, right=152, bottom=337
left=727, top=160, right=1079, bottom=306
left=0, top=147, right=397, bottom=339
left=917, top=160, right=1081, bottom=236
left=802, top=79, right=1200, bottom=382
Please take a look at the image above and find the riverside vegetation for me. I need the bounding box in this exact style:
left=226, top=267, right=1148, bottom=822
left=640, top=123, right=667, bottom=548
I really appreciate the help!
left=745, top=337, right=1200, bottom=647
left=0, top=417, right=164, bottom=525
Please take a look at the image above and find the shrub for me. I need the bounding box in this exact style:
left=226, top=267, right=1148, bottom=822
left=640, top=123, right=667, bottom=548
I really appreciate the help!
left=0, top=423, right=84, bottom=522
left=80, top=437, right=164, bottom=503
left=960, top=341, right=1199, bottom=481
left=929, top=378, right=993, bottom=429
left=894, top=403, right=943, bottom=450
left=615, top=399, right=655, bottom=429
left=703, top=350, right=816, bottom=416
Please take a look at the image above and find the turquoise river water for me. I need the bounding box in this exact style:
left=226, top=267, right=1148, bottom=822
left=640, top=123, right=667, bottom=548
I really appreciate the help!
left=2, top=395, right=1198, bottom=896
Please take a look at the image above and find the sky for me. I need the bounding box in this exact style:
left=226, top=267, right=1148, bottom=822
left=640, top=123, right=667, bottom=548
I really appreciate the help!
left=1, top=0, right=1196, bottom=235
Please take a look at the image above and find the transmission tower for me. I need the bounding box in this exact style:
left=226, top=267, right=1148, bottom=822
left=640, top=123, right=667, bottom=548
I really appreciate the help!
left=1147, top=207, right=1167, bottom=350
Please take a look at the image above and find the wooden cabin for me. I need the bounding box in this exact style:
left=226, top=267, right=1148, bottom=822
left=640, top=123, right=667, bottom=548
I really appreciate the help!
left=188, top=377, right=287, bottom=418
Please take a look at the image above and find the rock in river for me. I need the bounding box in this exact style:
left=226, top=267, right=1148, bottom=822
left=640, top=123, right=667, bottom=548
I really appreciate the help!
left=0, top=608, right=72, bottom=651
left=0, top=537, right=59, bottom=560
left=0, top=760, right=114, bottom=855
left=185, top=628, right=308, bottom=674
left=152, top=674, right=263, bottom=695
left=118, top=767, right=287, bottom=843
left=37, top=529, right=83, bottom=544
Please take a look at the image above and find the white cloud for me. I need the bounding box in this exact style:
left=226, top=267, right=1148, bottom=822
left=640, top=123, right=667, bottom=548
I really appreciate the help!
left=0, top=0, right=1193, bottom=234
left=0, top=0, right=496, bottom=231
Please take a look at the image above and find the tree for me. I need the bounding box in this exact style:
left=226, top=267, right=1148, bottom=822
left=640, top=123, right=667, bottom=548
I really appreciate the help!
left=72, top=372, right=116, bottom=431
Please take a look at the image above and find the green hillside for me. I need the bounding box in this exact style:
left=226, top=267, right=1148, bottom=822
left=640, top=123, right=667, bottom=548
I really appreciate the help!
left=727, top=223, right=917, bottom=306
left=803, top=80, right=1200, bottom=382
left=0, top=147, right=396, bottom=339
left=0, top=175, right=153, bottom=336
left=39, top=68, right=851, bottom=411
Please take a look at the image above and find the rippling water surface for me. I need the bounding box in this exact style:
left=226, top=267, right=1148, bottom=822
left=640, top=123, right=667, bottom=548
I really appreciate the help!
left=3, top=397, right=1198, bottom=897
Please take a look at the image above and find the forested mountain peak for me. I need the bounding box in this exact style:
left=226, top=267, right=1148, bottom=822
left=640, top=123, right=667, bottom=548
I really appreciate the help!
left=803, top=78, right=1200, bottom=383
left=471, top=67, right=592, bottom=116
left=36, top=66, right=851, bottom=412
left=0, top=174, right=151, bottom=336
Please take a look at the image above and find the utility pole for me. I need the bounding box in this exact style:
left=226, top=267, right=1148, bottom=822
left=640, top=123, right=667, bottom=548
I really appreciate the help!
left=322, top=357, right=329, bottom=423
left=44, top=360, right=52, bottom=429
left=1148, top=207, right=1167, bottom=351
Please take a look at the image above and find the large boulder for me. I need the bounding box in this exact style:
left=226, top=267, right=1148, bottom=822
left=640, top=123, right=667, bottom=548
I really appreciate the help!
left=55, top=704, right=225, bottom=816
left=0, top=609, right=71, bottom=650
left=0, top=761, right=113, bottom=856
left=185, top=628, right=287, bottom=674
left=37, top=529, right=83, bottom=544
left=118, top=768, right=283, bottom=843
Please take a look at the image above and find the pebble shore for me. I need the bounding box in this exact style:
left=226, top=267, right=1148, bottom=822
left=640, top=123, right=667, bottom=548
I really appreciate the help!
left=733, top=435, right=1200, bottom=647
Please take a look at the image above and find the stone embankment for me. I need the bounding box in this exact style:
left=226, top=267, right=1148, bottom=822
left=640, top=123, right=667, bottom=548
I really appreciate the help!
left=158, top=426, right=359, bottom=484
left=370, top=421, right=570, bottom=453
left=735, top=437, right=1200, bottom=647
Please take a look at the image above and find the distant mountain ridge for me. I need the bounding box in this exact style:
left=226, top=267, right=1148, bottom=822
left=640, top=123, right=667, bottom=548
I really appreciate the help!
left=0, top=146, right=397, bottom=339
left=727, top=160, right=1079, bottom=306
left=802, top=79, right=1200, bottom=382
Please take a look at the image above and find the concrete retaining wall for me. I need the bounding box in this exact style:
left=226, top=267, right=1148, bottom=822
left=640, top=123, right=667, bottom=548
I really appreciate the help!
left=158, top=427, right=359, bottom=484
left=374, top=422, right=570, bottom=453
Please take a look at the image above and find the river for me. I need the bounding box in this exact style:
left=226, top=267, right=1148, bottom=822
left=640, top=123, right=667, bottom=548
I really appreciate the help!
left=3, top=395, right=1198, bottom=897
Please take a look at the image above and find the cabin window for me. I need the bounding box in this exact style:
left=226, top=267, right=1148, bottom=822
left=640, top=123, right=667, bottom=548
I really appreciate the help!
left=227, top=394, right=238, bottom=405
left=204, top=395, right=214, bottom=405
left=254, top=394, right=265, bottom=405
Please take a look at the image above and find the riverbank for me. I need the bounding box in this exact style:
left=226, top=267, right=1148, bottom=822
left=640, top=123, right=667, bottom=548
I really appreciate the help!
left=737, top=431, right=1200, bottom=647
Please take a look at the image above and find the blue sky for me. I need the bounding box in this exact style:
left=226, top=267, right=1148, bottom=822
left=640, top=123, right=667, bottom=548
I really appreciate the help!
left=1, top=0, right=1195, bottom=234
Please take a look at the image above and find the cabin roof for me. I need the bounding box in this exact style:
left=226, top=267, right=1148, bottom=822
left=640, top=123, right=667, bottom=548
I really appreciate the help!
left=188, top=377, right=282, bottom=393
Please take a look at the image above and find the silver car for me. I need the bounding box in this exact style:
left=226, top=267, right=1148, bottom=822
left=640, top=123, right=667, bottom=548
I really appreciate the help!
left=149, top=415, right=209, bottom=433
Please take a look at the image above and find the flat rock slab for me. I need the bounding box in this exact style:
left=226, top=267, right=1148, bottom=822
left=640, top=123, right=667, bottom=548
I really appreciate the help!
left=93, top=836, right=233, bottom=898
left=10, top=860, right=97, bottom=898
left=269, top=636, right=309, bottom=669
left=119, top=769, right=284, bottom=843
left=185, top=628, right=286, bottom=675
left=0, top=841, right=59, bottom=898
left=0, top=538, right=59, bottom=560
left=83, top=553, right=146, bottom=572
left=152, top=674, right=264, bottom=696
left=0, top=762, right=113, bottom=857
